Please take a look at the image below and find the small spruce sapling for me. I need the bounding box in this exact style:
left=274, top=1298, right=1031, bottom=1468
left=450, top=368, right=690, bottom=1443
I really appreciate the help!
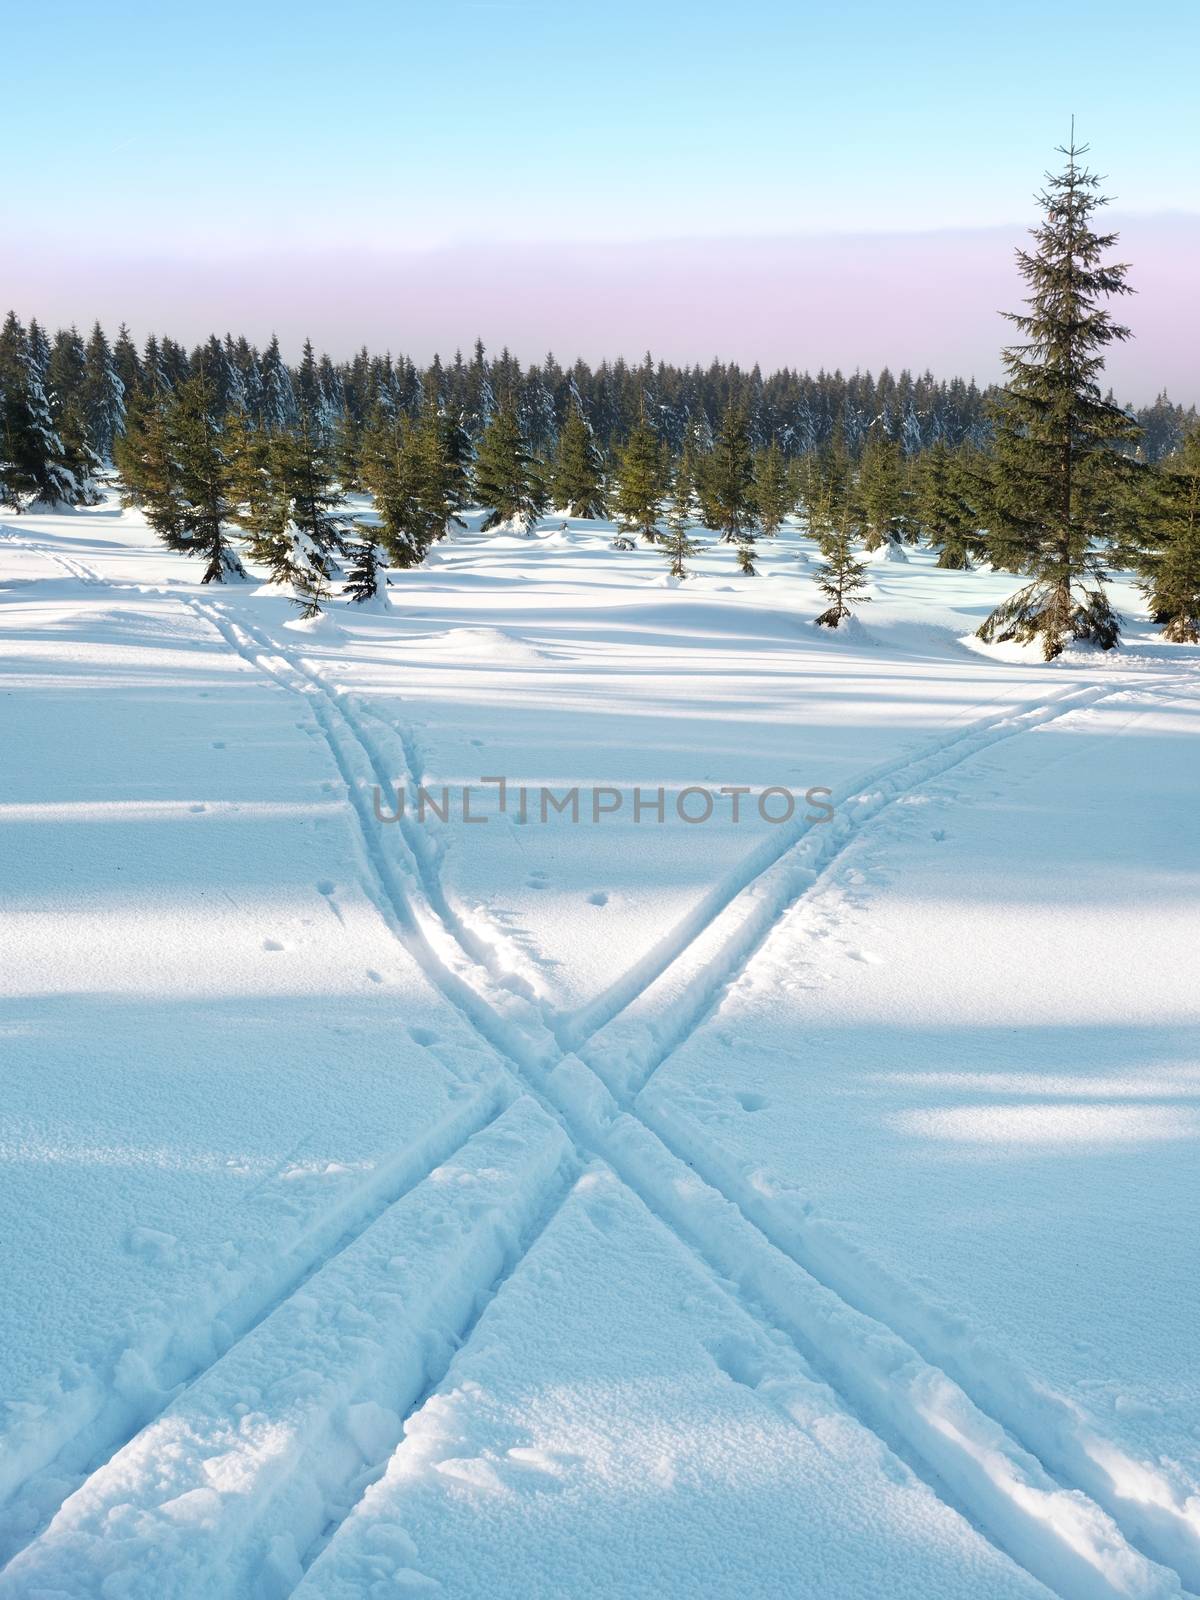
left=663, top=456, right=701, bottom=578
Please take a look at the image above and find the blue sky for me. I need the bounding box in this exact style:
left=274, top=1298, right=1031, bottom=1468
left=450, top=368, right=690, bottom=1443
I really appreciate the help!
left=3, top=0, right=1197, bottom=394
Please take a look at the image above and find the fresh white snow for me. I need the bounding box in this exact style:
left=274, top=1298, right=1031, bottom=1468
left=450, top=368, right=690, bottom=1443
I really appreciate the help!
left=0, top=497, right=1196, bottom=1599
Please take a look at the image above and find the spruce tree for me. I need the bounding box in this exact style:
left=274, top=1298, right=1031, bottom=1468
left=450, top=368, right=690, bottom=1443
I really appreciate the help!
left=858, top=433, right=907, bottom=550
left=1137, top=430, right=1200, bottom=642
left=613, top=408, right=665, bottom=541
left=27, top=319, right=51, bottom=381
left=663, top=455, right=701, bottom=578
left=435, top=403, right=473, bottom=527
left=272, top=407, right=344, bottom=614
left=361, top=410, right=410, bottom=565
left=334, top=410, right=365, bottom=493
left=165, top=374, right=246, bottom=582
left=797, top=435, right=854, bottom=552
left=474, top=400, right=545, bottom=532
left=113, top=323, right=142, bottom=405
left=115, top=390, right=183, bottom=534
left=702, top=403, right=757, bottom=541
left=0, top=311, right=76, bottom=508
left=343, top=534, right=388, bottom=605
left=813, top=507, right=871, bottom=628
left=916, top=439, right=979, bottom=568
left=361, top=410, right=435, bottom=565
left=225, top=411, right=287, bottom=564
left=437, top=403, right=473, bottom=526
left=83, top=321, right=125, bottom=461
left=295, top=338, right=321, bottom=420
left=259, top=335, right=298, bottom=431
left=753, top=441, right=795, bottom=535
left=548, top=401, right=606, bottom=518
left=978, top=133, right=1138, bottom=658
left=45, top=326, right=102, bottom=502
left=409, top=399, right=468, bottom=543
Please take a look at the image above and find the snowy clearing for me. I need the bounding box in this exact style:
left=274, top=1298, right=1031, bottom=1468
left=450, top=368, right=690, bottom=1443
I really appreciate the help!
left=0, top=499, right=1197, bottom=1599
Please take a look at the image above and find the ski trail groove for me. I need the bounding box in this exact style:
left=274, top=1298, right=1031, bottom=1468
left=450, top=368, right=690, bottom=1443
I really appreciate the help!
left=178, top=596, right=1185, bottom=1600
left=0, top=1101, right=575, bottom=1600
left=188, top=600, right=561, bottom=1067
left=603, top=673, right=1200, bottom=1591
left=566, top=681, right=1127, bottom=1061
left=0, top=1089, right=510, bottom=1576
left=350, top=691, right=557, bottom=1014
left=0, top=527, right=100, bottom=585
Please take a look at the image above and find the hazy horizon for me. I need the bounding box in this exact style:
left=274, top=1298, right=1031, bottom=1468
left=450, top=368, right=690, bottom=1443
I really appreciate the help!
left=4, top=0, right=1196, bottom=406
left=6, top=211, right=1196, bottom=408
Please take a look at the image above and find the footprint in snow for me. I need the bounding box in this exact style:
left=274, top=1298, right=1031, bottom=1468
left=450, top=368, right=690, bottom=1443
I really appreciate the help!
left=365, top=969, right=384, bottom=984
left=735, top=1091, right=770, bottom=1113
left=316, top=880, right=336, bottom=896
left=587, top=891, right=608, bottom=907
left=189, top=803, right=206, bottom=813
left=409, top=1026, right=440, bottom=1047
left=262, top=938, right=285, bottom=952
left=211, top=740, right=226, bottom=750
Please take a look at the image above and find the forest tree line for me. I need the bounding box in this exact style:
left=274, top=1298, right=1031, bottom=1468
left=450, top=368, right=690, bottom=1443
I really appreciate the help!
left=1, top=139, right=1198, bottom=657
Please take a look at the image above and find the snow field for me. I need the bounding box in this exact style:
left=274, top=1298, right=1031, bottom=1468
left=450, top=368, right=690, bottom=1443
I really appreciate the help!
left=1, top=500, right=1197, bottom=1598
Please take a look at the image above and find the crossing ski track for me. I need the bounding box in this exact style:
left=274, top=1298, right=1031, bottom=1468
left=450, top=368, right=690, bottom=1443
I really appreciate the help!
left=1, top=534, right=1195, bottom=1600
left=0, top=1101, right=579, bottom=1598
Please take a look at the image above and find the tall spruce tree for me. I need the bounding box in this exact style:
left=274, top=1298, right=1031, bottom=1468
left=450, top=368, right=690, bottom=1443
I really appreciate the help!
left=259, top=335, right=298, bottom=432
left=548, top=400, right=607, bottom=518
left=115, top=389, right=183, bottom=533
left=702, top=403, right=757, bottom=541
left=410, top=399, right=469, bottom=541
left=273, top=406, right=344, bottom=615
left=112, top=323, right=142, bottom=406
left=915, top=439, right=979, bottom=568
left=226, top=411, right=290, bottom=575
left=1136, top=430, right=1200, bottom=642
left=361, top=411, right=414, bottom=566
left=45, top=326, right=102, bottom=501
left=978, top=133, right=1138, bottom=659
left=474, top=399, right=545, bottom=532
left=797, top=437, right=850, bottom=543
left=753, top=441, right=795, bottom=534
left=435, top=403, right=473, bottom=527
left=83, top=321, right=125, bottom=461
left=333, top=410, right=365, bottom=493
left=165, top=374, right=246, bottom=582
left=613, top=408, right=665, bottom=541
left=361, top=409, right=444, bottom=565
left=858, top=433, right=908, bottom=549
left=0, top=311, right=76, bottom=508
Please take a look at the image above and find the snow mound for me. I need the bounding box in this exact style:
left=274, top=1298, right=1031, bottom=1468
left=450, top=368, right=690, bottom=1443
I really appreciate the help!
left=412, top=626, right=549, bottom=664
left=283, top=612, right=343, bottom=637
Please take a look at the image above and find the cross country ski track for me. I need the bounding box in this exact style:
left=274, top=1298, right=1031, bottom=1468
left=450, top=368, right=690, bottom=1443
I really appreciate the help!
left=2, top=544, right=1196, bottom=1600
left=178, top=590, right=1196, bottom=1600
